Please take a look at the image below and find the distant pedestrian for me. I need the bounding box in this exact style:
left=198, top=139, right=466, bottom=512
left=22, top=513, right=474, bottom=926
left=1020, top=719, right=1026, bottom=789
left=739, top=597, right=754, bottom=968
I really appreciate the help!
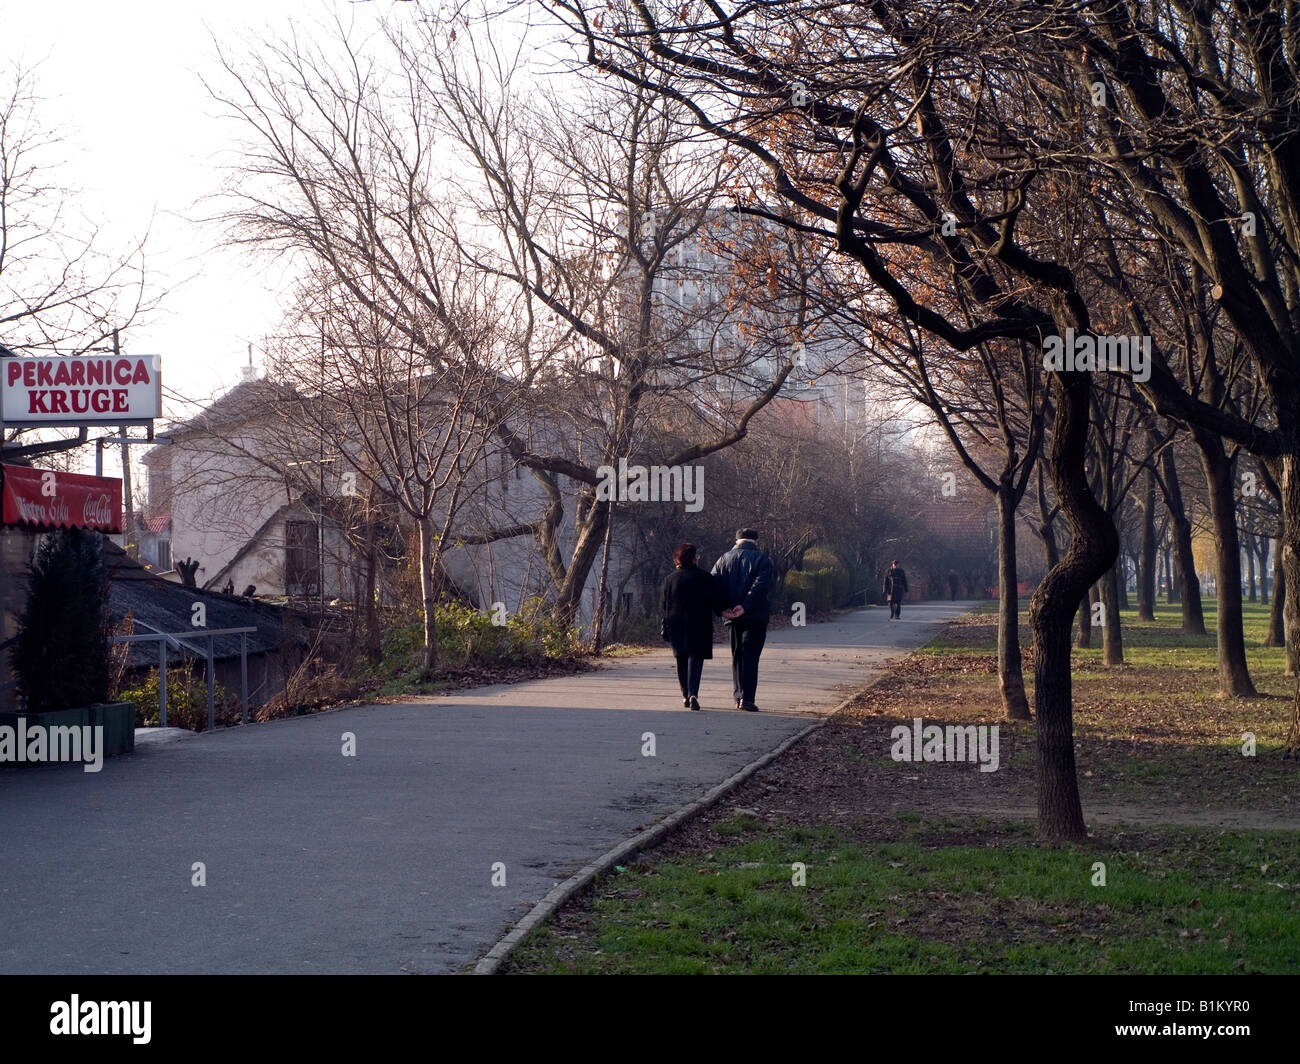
left=884, top=560, right=909, bottom=619
left=661, top=543, right=723, bottom=710
left=711, top=528, right=774, bottom=712
left=947, top=570, right=959, bottom=602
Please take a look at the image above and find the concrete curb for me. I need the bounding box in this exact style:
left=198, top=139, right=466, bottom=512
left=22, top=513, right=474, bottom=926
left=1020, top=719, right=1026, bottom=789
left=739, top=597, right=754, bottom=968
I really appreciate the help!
left=472, top=705, right=842, bottom=975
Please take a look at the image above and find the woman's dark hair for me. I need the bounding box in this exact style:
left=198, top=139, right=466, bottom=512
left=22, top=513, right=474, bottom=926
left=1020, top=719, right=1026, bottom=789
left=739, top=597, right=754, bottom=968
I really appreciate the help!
left=674, top=543, right=697, bottom=567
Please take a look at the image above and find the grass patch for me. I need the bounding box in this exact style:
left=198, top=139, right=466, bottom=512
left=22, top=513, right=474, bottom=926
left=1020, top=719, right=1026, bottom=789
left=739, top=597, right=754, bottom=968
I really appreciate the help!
left=507, top=816, right=1300, bottom=974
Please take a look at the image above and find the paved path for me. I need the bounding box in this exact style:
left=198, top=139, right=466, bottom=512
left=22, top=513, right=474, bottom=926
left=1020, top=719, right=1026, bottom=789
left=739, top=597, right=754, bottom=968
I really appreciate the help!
left=0, top=601, right=969, bottom=974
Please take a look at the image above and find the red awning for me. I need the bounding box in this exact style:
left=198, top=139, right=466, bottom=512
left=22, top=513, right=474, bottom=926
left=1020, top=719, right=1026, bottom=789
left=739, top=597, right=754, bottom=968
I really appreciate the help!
left=1, top=464, right=122, bottom=533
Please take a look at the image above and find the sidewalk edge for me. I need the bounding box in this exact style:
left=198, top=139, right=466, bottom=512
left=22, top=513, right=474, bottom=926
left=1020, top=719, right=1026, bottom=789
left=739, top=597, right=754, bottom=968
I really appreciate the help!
left=472, top=708, right=838, bottom=975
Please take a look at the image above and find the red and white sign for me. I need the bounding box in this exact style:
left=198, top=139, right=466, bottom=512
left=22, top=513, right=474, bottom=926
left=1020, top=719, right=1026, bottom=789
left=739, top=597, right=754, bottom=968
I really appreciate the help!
left=2, top=355, right=162, bottom=426
left=1, top=465, right=123, bottom=532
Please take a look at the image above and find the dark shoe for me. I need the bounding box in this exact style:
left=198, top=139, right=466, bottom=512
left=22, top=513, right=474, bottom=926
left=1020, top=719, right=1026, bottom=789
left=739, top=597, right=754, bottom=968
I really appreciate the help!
left=683, top=697, right=691, bottom=709
left=740, top=702, right=759, bottom=712
left=688, top=696, right=701, bottom=711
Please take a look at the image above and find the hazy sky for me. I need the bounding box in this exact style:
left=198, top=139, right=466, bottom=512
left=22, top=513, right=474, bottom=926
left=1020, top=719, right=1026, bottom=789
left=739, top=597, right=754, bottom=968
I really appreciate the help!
left=1, top=0, right=392, bottom=417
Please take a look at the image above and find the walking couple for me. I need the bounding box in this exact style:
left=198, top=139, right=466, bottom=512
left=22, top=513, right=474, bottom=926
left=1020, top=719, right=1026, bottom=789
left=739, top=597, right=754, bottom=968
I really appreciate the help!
left=660, top=528, right=774, bottom=712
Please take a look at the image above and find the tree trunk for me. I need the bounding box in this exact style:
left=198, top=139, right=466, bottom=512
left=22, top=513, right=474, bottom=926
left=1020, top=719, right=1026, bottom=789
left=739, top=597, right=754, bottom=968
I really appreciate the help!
left=1161, top=444, right=1205, bottom=633
left=417, top=515, right=438, bottom=678
left=1164, top=543, right=1178, bottom=603
left=1034, top=464, right=1060, bottom=570
left=1101, top=564, right=1123, bottom=665
left=1266, top=537, right=1286, bottom=648
left=549, top=496, right=609, bottom=627
left=1280, top=453, right=1300, bottom=754
left=1040, top=524, right=1060, bottom=570
left=1075, top=588, right=1093, bottom=648
left=590, top=501, right=616, bottom=653
left=1138, top=466, right=1157, bottom=621
left=364, top=538, right=381, bottom=664
left=1116, top=558, right=1130, bottom=611
left=1193, top=428, right=1256, bottom=696
left=1040, top=517, right=1060, bottom=567
left=1246, top=534, right=1257, bottom=602
left=996, top=483, right=1031, bottom=720
left=1258, top=538, right=1268, bottom=606
left=1029, top=370, right=1118, bottom=842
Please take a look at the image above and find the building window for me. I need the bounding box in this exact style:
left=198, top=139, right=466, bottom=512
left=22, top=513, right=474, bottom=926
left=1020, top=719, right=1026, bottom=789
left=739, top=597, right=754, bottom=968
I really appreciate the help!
left=157, top=540, right=172, bottom=572
left=285, top=520, right=321, bottom=595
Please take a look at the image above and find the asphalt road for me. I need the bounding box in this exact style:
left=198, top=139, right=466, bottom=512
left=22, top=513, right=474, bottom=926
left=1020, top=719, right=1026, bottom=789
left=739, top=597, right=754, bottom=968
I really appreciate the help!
left=0, top=601, right=970, bottom=974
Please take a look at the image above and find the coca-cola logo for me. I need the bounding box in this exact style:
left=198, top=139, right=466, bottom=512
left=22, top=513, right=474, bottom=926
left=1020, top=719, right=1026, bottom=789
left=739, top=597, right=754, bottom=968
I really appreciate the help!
left=82, top=493, right=116, bottom=528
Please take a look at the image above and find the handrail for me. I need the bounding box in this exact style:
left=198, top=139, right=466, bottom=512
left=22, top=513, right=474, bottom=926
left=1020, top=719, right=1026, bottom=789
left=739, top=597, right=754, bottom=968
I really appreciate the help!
left=116, top=626, right=255, bottom=642
left=111, top=627, right=257, bottom=729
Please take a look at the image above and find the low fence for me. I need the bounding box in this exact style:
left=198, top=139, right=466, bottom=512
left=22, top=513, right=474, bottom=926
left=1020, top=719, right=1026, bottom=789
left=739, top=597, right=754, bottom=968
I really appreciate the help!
left=111, top=627, right=257, bottom=730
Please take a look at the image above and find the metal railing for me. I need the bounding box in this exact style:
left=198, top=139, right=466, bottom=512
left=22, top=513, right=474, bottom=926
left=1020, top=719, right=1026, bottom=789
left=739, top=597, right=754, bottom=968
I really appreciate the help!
left=112, top=627, right=257, bottom=730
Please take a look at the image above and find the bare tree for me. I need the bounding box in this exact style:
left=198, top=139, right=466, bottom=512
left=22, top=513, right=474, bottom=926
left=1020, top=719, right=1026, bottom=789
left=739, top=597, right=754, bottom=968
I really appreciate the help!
left=983, top=0, right=1300, bottom=739
left=812, top=285, right=1043, bottom=719
left=273, top=271, right=510, bottom=677
left=544, top=0, right=1119, bottom=839
left=209, top=12, right=800, bottom=633
left=0, top=66, right=157, bottom=457
left=406, top=25, right=804, bottom=623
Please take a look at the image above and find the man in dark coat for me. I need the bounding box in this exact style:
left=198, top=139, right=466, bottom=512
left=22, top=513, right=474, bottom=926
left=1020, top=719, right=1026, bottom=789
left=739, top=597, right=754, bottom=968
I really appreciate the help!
left=661, top=543, right=723, bottom=709
left=884, top=559, right=909, bottom=619
left=711, top=527, right=774, bottom=712
left=947, top=570, right=960, bottom=602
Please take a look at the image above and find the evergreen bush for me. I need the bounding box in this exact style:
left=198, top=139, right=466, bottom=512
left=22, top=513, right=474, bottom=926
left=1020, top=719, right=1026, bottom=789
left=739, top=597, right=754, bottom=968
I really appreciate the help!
left=11, top=528, right=112, bottom=713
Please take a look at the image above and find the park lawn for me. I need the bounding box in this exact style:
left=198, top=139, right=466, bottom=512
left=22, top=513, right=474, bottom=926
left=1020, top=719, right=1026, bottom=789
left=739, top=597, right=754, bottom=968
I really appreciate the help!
left=505, top=815, right=1300, bottom=974
left=876, top=601, right=1297, bottom=807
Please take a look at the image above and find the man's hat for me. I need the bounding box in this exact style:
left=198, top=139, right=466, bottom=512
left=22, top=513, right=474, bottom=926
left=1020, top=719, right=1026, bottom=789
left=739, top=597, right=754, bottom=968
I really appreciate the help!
left=737, top=527, right=760, bottom=541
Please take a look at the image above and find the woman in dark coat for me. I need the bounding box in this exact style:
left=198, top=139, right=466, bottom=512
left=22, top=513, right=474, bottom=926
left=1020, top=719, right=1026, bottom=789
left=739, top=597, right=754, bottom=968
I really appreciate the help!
left=661, top=543, right=722, bottom=710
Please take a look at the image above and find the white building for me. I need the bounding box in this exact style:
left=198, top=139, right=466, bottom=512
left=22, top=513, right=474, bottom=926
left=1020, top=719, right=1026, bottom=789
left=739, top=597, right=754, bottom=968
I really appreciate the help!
left=141, top=375, right=354, bottom=599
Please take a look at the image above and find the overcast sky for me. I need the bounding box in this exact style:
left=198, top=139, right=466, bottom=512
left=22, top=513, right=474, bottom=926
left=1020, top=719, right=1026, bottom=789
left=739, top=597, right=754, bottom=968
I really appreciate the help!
left=1, top=0, right=394, bottom=417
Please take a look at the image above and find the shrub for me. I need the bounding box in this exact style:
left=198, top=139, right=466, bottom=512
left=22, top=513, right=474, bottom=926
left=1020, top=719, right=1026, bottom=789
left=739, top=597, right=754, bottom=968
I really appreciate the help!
left=257, top=652, right=356, bottom=722
left=508, top=597, right=583, bottom=659
left=367, top=597, right=583, bottom=685
left=778, top=546, right=854, bottom=613
left=11, top=528, right=112, bottom=712
left=117, top=666, right=234, bottom=731
left=784, top=568, right=834, bottom=613
left=802, top=546, right=852, bottom=605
